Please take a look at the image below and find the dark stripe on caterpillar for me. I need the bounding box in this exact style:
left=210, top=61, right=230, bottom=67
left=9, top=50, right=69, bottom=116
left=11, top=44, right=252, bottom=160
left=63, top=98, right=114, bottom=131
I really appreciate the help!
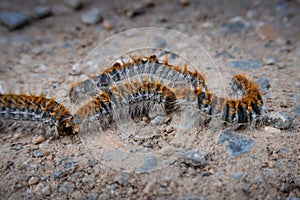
left=0, top=93, right=76, bottom=138
left=69, top=55, right=207, bottom=105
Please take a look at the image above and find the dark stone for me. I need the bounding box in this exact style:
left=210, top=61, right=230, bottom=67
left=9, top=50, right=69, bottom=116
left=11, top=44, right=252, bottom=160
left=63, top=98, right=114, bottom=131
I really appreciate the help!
left=127, top=4, right=146, bottom=17
left=0, top=12, right=30, bottom=30
left=227, top=59, right=261, bottom=70
left=33, top=6, right=52, bottom=19
left=218, top=131, right=254, bottom=156
left=65, top=0, right=83, bottom=10
left=157, top=15, right=167, bottom=22
left=81, top=8, right=103, bottom=25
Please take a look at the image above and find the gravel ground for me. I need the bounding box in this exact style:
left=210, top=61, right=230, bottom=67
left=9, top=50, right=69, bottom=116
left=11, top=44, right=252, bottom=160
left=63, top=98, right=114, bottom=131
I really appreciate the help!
left=0, top=0, right=299, bottom=199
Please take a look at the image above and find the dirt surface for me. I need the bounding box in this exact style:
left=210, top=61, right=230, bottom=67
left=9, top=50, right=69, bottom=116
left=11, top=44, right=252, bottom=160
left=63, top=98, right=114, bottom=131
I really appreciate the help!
left=0, top=0, right=299, bottom=199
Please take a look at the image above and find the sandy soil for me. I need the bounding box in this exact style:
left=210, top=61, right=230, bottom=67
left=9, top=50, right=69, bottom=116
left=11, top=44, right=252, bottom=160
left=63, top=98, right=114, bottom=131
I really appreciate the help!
left=0, top=0, right=299, bottom=199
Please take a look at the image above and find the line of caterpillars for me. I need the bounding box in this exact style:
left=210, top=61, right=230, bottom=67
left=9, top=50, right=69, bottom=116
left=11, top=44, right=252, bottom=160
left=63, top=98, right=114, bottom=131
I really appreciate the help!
left=0, top=55, right=263, bottom=138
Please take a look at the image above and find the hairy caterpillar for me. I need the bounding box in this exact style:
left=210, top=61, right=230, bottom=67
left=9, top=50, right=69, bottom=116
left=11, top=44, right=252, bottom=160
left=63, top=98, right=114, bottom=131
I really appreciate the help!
left=195, top=74, right=263, bottom=126
left=72, top=79, right=180, bottom=131
left=0, top=93, right=76, bottom=138
left=73, top=73, right=263, bottom=133
left=69, top=55, right=207, bottom=105
left=0, top=56, right=266, bottom=139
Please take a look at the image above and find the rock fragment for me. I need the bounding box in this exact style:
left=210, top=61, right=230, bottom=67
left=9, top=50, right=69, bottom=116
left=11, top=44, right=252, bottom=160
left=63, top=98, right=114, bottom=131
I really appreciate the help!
left=0, top=12, right=30, bottom=30
left=81, top=8, right=103, bottom=25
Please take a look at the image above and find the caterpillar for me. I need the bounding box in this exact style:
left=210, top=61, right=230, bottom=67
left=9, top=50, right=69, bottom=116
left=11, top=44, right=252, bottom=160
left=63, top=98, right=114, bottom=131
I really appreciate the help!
left=0, top=55, right=266, bottom=139
left=195, top=73, right=263, bottom=125
left=69, top=55, right=207, bottom=105
left=73, top=74, right=263, bottom=133
left=72, top=79, right=180, bottom=132
left=0, top=93, right=76, bottom=138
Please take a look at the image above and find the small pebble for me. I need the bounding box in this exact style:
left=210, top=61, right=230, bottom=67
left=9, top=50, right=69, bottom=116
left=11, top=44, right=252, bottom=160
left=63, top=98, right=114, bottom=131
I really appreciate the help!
left=263, top=57, right=275, bottom=65
left=246, top=10, right=258, bottom=19
left=220, top=21, right=247, bottom=36
left=264, top=126, right=281, bottom=134
left=127, top=4, right=146, bottom=17
left=81, top=8, right=103, bottom=25
left=179, top=0, right=189, bottom=6
left=218, top=131, right=254, bottom=156
left=157, top=15, right=167, bottom=22
left=116, top=176, right=128, bottom=185
left=253, top=176, right=265, bottom=186
left=0, top=12, right=30, bottom=30
left=165, top=126, right=174, bottom=133
left=292, top=105, right=300, bottom=116
left=287, top=197, right=300, bottom=200
left=10, top=143, right=24, bottom=151
left=33, top=6, right=52, bottom=19
left=32, top=135, right=46, bottom=145
left=53, top=170, right=63, bottom=179
left=182, top=150, right=207, bottom=167
left=64, top=161, right=76, bottom=169
left=264, top=112, right=293, bottom=129
left=256, top=23, right=278, bottom=41
left=143, top=181, right=156, bottom=195
left=28, top=177, right=39, bottom=185
left=229, top=16, right=251, bottom=29
left=82, top=176, right=95, bottom=184
left=139, top=156, right=157, bottom=173
left=275, top=37, right=287, bottom=45
left=59, top=181, right=75, bottom=194
left=177, top=23, right=188, bottom=32
left=233, top=173, right=244, bottom=179
left=41, top=185, right=51, bottom=195
left=32, top=150, right=43, bottom=157
left=143, top=0, right=155, bottom=7
left=65, top=0, right=82, bottom=10
left=102, top=20, right=113, bottom=30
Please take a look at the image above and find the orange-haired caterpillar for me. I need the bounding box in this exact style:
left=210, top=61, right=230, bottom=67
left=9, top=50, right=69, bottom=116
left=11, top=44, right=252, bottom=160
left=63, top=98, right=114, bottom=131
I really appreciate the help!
left=73, top=74, right=263, bottom=132
left=72, top=79, right=179, bottom=131
left=69, top=55, right=207, bottom=105
left=0, top=93, right=76, bottom=138
left=0, top=59, right=266, bottom=139
left=196, top=74, right=263, bottom=125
